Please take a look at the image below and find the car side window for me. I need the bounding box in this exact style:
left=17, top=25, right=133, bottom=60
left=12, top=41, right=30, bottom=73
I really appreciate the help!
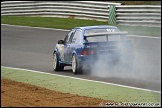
left=72, top=29, right=83, bottom=44
left=64, top=29, right=75, bottom=44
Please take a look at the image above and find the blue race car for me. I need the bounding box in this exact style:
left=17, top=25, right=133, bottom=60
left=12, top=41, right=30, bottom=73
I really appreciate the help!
left=53, top=25, right=134, bottom=74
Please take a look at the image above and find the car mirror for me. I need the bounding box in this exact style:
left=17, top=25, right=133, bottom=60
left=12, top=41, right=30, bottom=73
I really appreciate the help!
left=58, top=40, right=64, bottom=44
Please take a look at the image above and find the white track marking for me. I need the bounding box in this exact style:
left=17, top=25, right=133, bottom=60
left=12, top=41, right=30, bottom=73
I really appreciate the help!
left=1, top=24, right=69, bottom=31
left=128, top=35, right=161, bottom=38
left=1, top=24, right=161, bottom=38
left=1, top=66, right=161, bottom=93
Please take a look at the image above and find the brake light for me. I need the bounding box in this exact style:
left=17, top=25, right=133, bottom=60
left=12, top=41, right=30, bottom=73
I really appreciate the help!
left=82, top=50, right=87, bottom=55
left=82, top=50, right=96, bottom=55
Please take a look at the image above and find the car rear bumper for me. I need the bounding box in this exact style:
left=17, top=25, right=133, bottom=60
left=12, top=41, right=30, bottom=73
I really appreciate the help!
left=76, top=54, right=134, bottom=66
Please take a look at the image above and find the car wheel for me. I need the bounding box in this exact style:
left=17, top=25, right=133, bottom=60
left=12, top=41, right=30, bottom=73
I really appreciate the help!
left=72, top=55, right=82, bottom=74
left=53, top=52, right=64, bottom=71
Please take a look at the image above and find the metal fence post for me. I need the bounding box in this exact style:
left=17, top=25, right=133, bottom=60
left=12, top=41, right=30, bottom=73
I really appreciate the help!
left=109, top=5, right=116, bottom=25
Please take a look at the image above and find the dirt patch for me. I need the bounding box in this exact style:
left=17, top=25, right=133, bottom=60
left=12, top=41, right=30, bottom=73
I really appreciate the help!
left=1, top=78, right=118, bottom=107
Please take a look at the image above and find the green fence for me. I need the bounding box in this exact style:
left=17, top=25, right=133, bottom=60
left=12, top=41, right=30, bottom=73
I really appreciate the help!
left=109, top=5, right=116, bottom=25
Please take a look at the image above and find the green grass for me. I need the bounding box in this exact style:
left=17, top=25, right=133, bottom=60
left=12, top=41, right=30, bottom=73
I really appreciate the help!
left=1, top=67, right=161, bottom=105
left=1, top=16, right=161, bottom=37
left=1, top=16, right=107, bottom=30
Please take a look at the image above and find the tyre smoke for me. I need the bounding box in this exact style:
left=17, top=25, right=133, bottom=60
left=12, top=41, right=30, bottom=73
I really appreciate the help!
left=88, top=37, right=161, bottom=84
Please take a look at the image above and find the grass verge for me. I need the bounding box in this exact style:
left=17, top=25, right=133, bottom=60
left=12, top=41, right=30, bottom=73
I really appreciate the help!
left=1, top=67, right=161, bottom=104
left=1, top=16, right=161, bottom=37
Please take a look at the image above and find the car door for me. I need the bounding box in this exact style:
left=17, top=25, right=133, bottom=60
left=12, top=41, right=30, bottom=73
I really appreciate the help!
left=69, top=29, right=83, bottom=59
left=63, top=29, right=76, bottom=62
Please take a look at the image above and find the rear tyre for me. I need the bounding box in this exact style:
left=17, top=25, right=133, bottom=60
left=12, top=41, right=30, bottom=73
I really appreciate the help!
left=53, top=52, right=64, bottom=71
left=72, top=55, right=82, bottom=74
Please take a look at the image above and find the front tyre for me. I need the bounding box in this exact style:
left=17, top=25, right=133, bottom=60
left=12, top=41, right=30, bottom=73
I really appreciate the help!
left=72, top=55, right=82, bottom=74
left=53, top=52, right=64, bottom=71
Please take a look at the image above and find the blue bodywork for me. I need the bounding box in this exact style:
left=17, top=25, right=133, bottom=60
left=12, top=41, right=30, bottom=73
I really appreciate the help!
left=53, top=25, right=134, bottom=69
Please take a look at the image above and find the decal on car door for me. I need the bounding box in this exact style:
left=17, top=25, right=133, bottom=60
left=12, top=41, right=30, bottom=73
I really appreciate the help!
left=56, top=44, right=64, bottom=61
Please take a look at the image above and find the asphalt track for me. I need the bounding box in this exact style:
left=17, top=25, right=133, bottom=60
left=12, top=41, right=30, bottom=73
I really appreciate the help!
left=1, top=24, right=161, bottom=91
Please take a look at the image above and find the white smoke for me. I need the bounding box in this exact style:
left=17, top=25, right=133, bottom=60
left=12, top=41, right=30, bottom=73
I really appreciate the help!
left=88, top=38, right=161, bottom=84
left=89, top=41, right=134, bottom=79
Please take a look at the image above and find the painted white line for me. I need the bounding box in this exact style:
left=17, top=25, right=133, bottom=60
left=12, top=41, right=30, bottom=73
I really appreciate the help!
left=1, top=66, right=161, bottom=94
left=1, top=24, right=70, bottom=31
left=128, top=35, right=161, bottom=39
left=1, top=24, right=161, bottom=38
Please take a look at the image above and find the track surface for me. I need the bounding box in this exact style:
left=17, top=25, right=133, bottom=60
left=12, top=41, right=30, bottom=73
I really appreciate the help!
left=1, top=25, right=161, bottom=91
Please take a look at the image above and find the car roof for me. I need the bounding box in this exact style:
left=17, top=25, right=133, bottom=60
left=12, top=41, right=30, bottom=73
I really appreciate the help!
left=74, top=25, right=118, bottom=30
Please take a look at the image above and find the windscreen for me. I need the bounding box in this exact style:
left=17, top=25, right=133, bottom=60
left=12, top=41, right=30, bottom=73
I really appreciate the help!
left=84, top=28, right=128, bottom=42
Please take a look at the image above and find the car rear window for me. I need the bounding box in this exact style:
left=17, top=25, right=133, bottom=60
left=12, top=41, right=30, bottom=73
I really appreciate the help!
left=84, top=28, right=128, bottom=42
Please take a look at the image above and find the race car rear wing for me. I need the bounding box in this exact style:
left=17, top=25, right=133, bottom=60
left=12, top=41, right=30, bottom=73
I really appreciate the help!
left=84, top=31, right=128, bottom=37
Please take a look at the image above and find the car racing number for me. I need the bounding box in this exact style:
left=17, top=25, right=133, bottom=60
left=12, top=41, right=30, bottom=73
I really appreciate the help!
left=106, top=29, right=115, bottom=32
